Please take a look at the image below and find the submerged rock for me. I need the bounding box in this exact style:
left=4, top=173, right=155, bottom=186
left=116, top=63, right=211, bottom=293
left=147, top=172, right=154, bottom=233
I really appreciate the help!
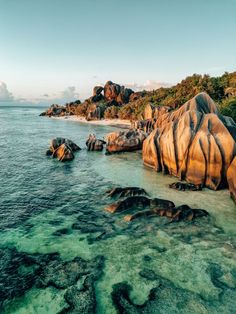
left=46, top=138, right=81, bottom=162
left=106, top=187, right=148, bottom=198
left=106, top=129, right=147, bottom=153
left=111, top=274, right=236, bottom=314
left=105, top=196, right=150, bottom=213
left=143, top=92, right=236, bottom=191
left=169, top=182, right=202, bottom=191
left=60, top=276, right=96, bottom=314
left=86, top=134, right=106, bottom=151
left=37, top=255, right=104, bottom=289
left=124, top=204, right=209, bottom=222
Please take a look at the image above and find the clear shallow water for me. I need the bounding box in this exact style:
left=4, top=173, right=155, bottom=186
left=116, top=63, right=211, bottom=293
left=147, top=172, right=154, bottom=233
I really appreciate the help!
left=0, top=105, right=236, bottom=314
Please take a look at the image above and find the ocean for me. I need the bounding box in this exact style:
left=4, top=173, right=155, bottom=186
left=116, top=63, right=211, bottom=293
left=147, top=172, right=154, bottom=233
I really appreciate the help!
left=0, top=104, right=236, bottom=313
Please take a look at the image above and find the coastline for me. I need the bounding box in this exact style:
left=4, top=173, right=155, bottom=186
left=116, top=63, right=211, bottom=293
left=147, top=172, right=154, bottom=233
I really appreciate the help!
left=52, top=115, right=131, bottom=129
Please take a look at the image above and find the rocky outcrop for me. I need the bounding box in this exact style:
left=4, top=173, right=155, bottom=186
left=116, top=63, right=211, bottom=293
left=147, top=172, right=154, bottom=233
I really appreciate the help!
left=143, top=92, right=236, bottom=191
left=86, top=104, right=101, bottom=120
left=40, top=101, right=81, bottom=117
left=143, top=104, right=170, bottom=120
left=40, top=104, right=66, bottom=117
left=40, top=81, right=135, bottom=120
left=46, top=138, right=81, bottom=162
left=86, top=134, right=106, bottom=151
left=105, top=129, right=147, bottom=153
left=227, top=156, right=236, bottom=203
left=106, top=187, right=148, bottom=198
left=124, top=204, right=209, bottom=222
left=105, top=196, right=150, bottom=213
left=169, top=182, right=202, bottom=191
left=104, top=187, right=209, bottom=223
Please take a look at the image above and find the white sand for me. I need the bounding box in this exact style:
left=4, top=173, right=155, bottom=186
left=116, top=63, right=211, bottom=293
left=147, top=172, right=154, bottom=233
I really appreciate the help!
left=52, top=115, right=131, bottom=128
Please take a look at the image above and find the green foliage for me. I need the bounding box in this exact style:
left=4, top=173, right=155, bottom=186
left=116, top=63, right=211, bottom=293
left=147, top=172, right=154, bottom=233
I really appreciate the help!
left=219, top=97, right=236, bottom=121
left=73, top=71, right=236, bottom=121
left=104, top=106, right=119, bottom=119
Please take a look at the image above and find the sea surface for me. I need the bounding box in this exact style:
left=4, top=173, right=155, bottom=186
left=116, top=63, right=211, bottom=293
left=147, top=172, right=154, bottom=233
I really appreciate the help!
left=0, top=105, right=236, bottom=314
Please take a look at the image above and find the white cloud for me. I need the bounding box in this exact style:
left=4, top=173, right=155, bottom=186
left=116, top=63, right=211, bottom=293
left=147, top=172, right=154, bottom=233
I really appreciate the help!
left=24, top=86, right=80, bottom=105
left=126, top=80, right=170, bottom=91
left=60, top=86, right=79, bottom=102
left=0, top=81, right=14, bottom=101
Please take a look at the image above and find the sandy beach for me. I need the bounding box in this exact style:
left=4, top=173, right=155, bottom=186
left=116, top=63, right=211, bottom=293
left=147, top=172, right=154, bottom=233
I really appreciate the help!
left=52, top=115, right=131, bottom=128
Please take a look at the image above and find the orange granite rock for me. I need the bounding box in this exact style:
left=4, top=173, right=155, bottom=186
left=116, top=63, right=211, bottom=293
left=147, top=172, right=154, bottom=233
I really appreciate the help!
left=143, top=93, right=236, bottom=191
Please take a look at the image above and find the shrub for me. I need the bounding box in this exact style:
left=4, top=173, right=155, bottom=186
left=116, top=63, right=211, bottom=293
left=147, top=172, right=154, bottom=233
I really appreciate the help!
left=219, top=97, right=236, bottom=121
left=104, top=106, right=119, bottom=119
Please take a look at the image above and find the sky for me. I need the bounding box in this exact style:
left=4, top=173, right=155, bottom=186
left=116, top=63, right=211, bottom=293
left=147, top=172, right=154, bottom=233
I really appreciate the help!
left=0, top=0, right=236, bottom=104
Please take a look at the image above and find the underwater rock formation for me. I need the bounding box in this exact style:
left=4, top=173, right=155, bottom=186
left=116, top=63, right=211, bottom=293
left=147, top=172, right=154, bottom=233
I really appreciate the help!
left=227, top=156, right=236, bottom=204
left=105, top=196, right=150, bottom=213
left=105, top=129, right=147, bottom=153
left=60, top=276, right=97, bottom=314
left=169, top=182, right=202, bottom=191
left=111, top=272, right=236, bottom=314
left=46, top=138, right=81, bottom=162
left=37, top=255, right=104, bottom=289
left=106, top=187, right=148, bottom=198
left=143, top=92, right=236, bottom=191
left=86, top=134, right=106, bottom=151
left=124, top=204, right=209, bottom=222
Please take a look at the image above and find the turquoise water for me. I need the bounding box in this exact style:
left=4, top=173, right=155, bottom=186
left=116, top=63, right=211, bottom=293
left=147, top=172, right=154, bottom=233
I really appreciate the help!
left=0, top=105, right=236, bottom=314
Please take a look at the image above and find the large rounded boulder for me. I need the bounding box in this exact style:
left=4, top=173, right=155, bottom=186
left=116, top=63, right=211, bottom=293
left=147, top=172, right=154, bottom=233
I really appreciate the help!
left=106, top=129, right=147, bottom=153
left=143, top=93, right=236, bottom=191
left=47, top=138, right=81, bottom=162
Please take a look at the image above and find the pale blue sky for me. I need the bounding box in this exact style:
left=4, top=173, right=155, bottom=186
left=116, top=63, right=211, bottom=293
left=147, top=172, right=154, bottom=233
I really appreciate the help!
left=0, top=0, right=236, bottom=103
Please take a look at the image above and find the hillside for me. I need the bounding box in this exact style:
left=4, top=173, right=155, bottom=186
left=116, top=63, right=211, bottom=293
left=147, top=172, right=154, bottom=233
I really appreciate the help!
left=41, top=71, right=236, bottom=122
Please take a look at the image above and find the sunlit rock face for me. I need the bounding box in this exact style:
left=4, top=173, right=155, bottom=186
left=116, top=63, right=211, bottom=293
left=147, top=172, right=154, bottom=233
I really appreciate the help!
left=106, top=129, right=147, bottom=153
left=47, top=137, right=81, bottom=162
left=227, top=156, right=236, bottom=203
left=104, top=81, right=133, bottom=104
left=143, top=92, right=236, bottom=190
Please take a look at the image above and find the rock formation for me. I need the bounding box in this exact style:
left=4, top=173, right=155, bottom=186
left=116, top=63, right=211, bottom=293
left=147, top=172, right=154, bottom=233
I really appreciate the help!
left=105, top=196, right=150, bottom=213
left=106, top=187, right=148, bottom=198
left=104, top=186, right=209, bottom=223
left=105, top=129, right=147, bottom=153
left=169, top=182, right=202, bottom=191
left=46, top=138, right=81, bottom=162
left=86, top=134, right=106, bottom=151
left=227, top=156, right=236, bottom=203
left=40, top=81, right=135, bottom=120
left=124, top=204, right=209, bottom=222
left=143, top=92, right=236, bottom=191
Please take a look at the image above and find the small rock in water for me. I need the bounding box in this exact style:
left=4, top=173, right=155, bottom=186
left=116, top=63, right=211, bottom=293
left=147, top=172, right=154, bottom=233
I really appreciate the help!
left=86, top=134, right=106, bottom=151
left=106, top=186, right=148, bottom=198
left=46, top=138, right=81, bottom=162
left=105, top=196, right=150, bottom=213
left=169, top=182, right=202, bottom=191
left=139, top=268, right=158, bottom=281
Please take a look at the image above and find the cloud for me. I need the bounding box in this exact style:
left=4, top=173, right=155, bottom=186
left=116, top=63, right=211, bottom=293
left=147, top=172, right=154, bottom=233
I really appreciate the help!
left=126, top=80, right=170, bottom=91
left=60, top=86, right=79, bottom=102
left=25, top=86, right=80, bottom=105
left=0, top=81, right=14, bottom=101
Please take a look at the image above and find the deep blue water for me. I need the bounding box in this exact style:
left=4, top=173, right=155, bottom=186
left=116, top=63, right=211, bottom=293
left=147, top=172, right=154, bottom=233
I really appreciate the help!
left=0, top=105, right=236, bottom=314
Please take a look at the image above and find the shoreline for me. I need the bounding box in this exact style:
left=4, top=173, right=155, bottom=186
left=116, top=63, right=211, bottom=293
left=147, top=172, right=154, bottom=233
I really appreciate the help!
left=52, top=115, right=131, bottom=129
